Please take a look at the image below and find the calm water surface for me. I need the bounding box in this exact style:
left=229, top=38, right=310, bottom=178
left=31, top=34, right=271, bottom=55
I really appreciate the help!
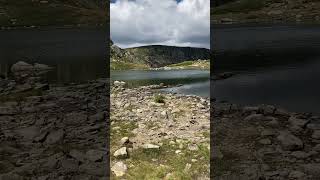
left=213, top=25, right=320, bottom=114
left=0, top=28, right=107, bottom=84
left=111, top=70, right=210, bottom=97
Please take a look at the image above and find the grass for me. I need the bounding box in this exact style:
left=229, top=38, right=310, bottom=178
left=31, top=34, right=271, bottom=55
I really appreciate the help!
left=154, top=94, right=165, bottom=104
left=212, top=0, right=266, bottom=15
left=119, top=140, right=210, bottom=180
left=167, top=60, right=210, bottom=70
left=0, top=0, right=106, bottom=27
left=110, top=61, right=149, bottom=70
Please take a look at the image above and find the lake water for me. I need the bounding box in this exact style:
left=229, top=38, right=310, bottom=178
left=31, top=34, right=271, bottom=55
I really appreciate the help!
left=111, top=70, right=210, bottom=97
left=0, top=28, right=108, bottom=84
left=212, top=24, right=320, bottom=114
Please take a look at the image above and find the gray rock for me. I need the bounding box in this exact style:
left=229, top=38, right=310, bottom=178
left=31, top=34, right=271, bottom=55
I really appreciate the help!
left=277, top=131, right=303, bottom=151
left=288, top=116, right=309, bottom=128
left=111, top=161, right=127, bottom=177
left=113, top=147, right=128, bottom=158
left=259, top=138, right=272, bottom=145
left=45, top=129, right=64, bottom=145
left=69, top=149, right=86, bottom=162
left=244, top=114, right=264, bottom=121
left=300, top=163, right=320, bottom=177
left=86, top=150, right=104, bottom=162
left=291, top=151, right=309, bottom=159
left=120, top=137, right=129, bottom=145
left=143, top=144, right=160, bottom=149
left=312, top=130, right=320, bottom=139
left=60, top=159, right=78, bottom=172
left=10, top=61, right=33, bottom=73
left=288, top=171, right=306, bottom=179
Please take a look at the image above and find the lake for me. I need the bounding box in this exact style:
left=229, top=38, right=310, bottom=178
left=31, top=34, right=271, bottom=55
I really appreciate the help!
left=212, top=24, right=320, bottom=114
left=111, top=70, right=210, bottom=97
left=0, top=28, right=108, bottom=84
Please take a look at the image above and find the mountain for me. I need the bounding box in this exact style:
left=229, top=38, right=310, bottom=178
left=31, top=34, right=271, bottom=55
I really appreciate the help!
left=110, top=40, right=210, bottom=69
left=0, top=0, right=107, bottom=27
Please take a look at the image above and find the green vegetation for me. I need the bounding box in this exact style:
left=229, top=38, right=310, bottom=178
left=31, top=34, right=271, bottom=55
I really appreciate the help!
left=122, top=140, right=210, bottom=179
left=0, top=0, right=106, bottom=27
left=212, top=0, right=266, bottom=15
left=154, top=94, right=165, bottom=104
left=110, top=61, right=149, bottom=70
left=167, top=60, right=210, bottom=70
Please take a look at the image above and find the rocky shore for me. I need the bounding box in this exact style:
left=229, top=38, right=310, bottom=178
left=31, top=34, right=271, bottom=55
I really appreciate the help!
left=213, top=101, right=320, bottom=179
left=110, top=82, right=210, bottom=179
left=0, top=62, right=109, bottom=179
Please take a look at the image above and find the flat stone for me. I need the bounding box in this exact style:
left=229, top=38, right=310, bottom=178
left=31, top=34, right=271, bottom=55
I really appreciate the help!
left=300, top=163, right=320, bottom=177
left=277, top=131, right=303, bottom=151
left=86, top=150, right=104, bottom=162
left=69, top=149, right=86, bottom=162
left=45, top=129, right=64, bottom=145
left=143, top=144, right=160, bottom=149
left=288, top=116, right=309, bottom=128
left=120, top=137, right=129, bottom=145
left=111, top=161, right=127, bottom=177
left=288, top=171, right=306, bottom=179
left=60, top=159, right=78, bottom=172
left=244, top=114, right=264, bottom=121
left=259, top=138, right=272, bottom=145
left=291, top=151, right=309, bottom=159
left=113, top=147, right=128, bottom=158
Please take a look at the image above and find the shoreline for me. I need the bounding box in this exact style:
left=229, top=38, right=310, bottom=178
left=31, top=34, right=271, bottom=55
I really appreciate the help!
left=110, top=81, right=210, bottom=178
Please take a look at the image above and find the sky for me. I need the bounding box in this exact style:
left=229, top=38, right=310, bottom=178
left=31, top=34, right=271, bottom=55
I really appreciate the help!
left=110, top=0, right=210, bottom=49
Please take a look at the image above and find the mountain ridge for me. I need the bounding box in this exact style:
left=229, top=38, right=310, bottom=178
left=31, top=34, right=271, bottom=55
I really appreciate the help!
left=111, top=40, right=210, bottom=69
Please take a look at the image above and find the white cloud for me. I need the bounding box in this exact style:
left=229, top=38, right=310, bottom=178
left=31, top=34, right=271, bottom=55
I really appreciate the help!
left=110, top=0, right=210, bottom=49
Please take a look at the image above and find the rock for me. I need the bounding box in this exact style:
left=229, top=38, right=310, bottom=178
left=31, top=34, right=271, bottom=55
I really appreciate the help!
left=60, top=159, right=78, bottom=172
left=312, top=130, right=320, bottom=139
left=111, top=162, right=127, bottom=177
left=143, top=144, right=160, bottom=149
left=10, top=61, right=33, bottom=73
left=288, top=116, right=309, bottom=128
left=69, top=149, right=86, bottom=162
left=120, top=137, right=130, bottom=145
left=79, top=163, right=107, bottom=176
left=45, top=129, right=64, bottom=145
left=268, top=10, right=283, bottom=15
left=277, top=131, right=303, bottom=151
left=113, top=147, right=128, bottom=158
left=244, top=114, right=264, bottom=121
left=288, top=171, right=306, bottom=179
left=261, top=129, right=277, bottom=136
left=86, top=150, right=104, bottom=162
left=188, top=144, right=199, bottom=151
left=259, top=138, right=272, bottom=145
left=33, top=63, right=53, bottom=71
left=313, top=144, right=320, bottom=152
left=0, top=173, right=24, bottom=180
left=300, top=163, right=320, bottom=177
left=291, top=151, right=309, bottom=159
left=184, top=163, right=192, bottom=172
left=15, top=126, right=40, bottom=140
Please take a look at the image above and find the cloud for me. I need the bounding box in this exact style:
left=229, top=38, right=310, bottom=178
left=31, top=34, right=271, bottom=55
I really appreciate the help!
left=110, top=0, right=210, bottom=49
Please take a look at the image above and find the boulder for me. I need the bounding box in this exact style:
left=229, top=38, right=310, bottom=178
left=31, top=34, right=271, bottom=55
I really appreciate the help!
left=277, top=131, right=303, bottom=151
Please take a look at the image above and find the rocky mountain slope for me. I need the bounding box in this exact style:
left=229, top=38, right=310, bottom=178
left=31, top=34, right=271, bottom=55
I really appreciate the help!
left=0, top=0, right=107, bottom=27
left=110, top=40, right=210, bottom=69
left=212, top=0, right=320, bottom=24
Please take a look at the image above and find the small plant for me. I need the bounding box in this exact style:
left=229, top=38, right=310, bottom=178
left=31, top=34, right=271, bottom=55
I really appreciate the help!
left=154, top=94, right=165, bottom=103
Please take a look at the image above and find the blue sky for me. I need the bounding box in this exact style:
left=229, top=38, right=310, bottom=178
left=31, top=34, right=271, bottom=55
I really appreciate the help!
left=110, top=0, right=210, bottom=49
